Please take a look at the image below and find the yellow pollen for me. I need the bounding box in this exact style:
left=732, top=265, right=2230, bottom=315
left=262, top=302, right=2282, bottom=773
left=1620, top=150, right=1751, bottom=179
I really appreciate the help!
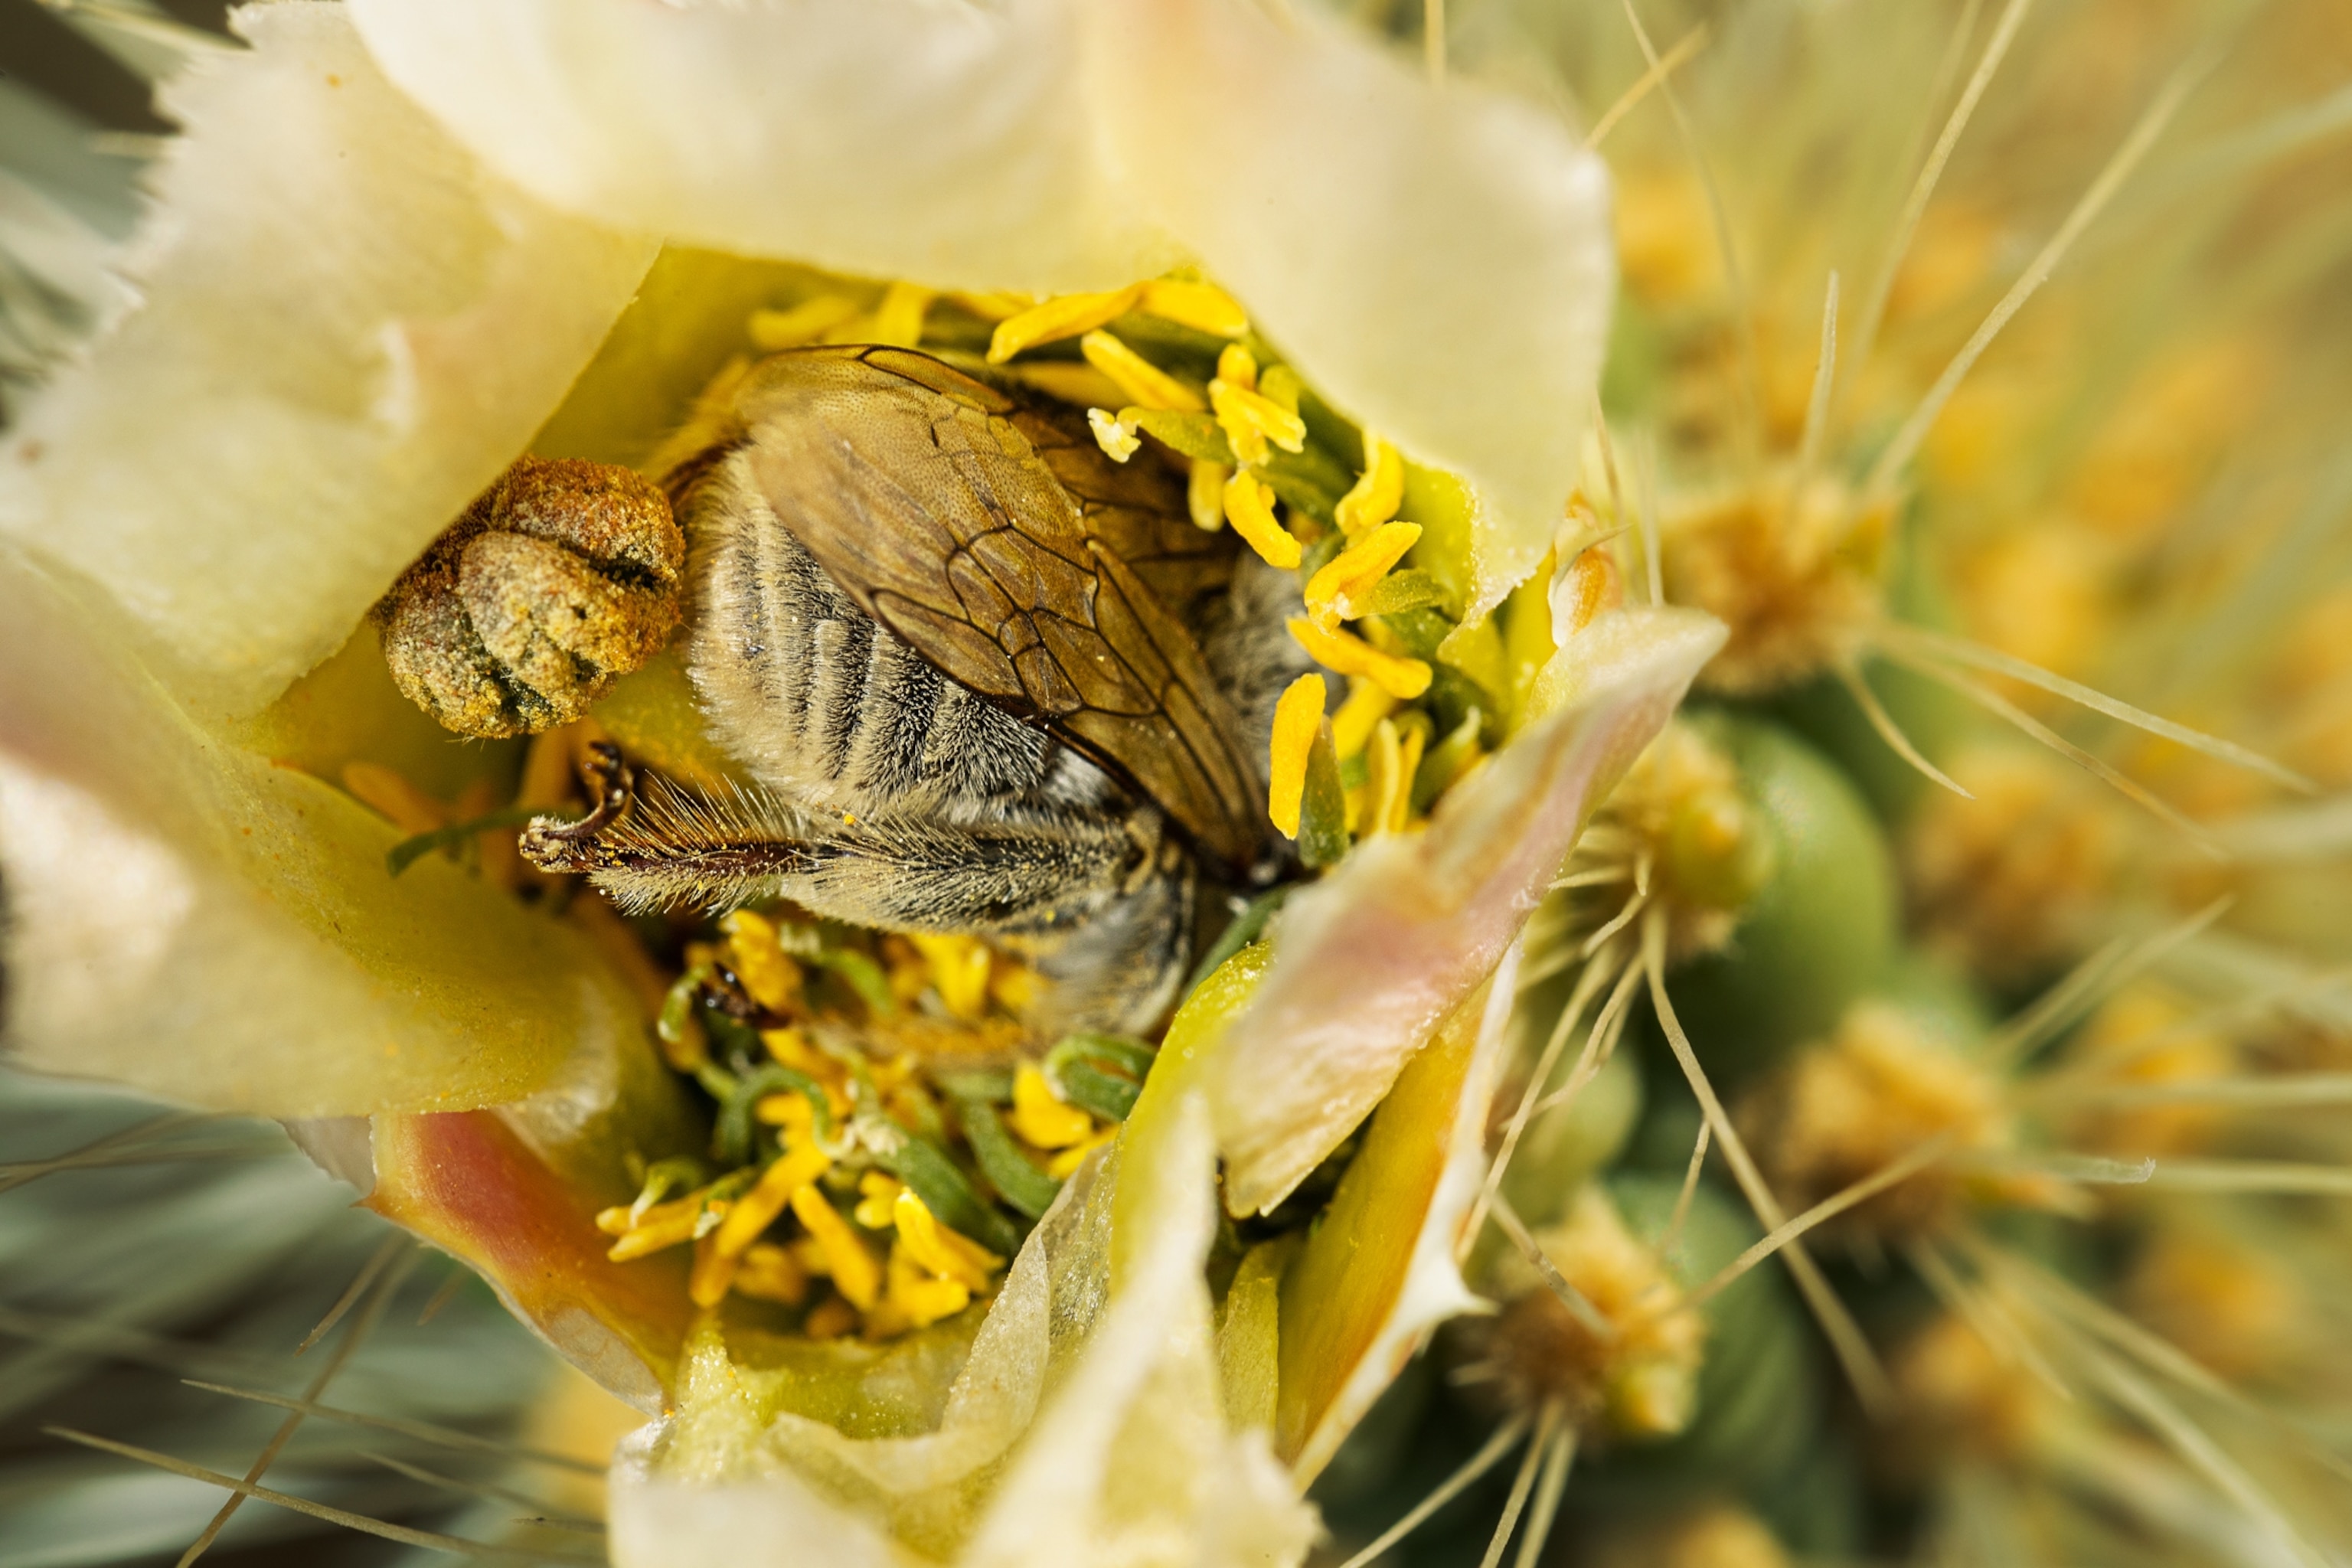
left=749, top=293, right=862, bottom=351
left=1087, top=407, right=1141, bottom=463
left=1288, top=616, right=1432, bottom=700
left=1080, top=331, right=1205, bottom=412
left=1009, top=1063, right=1094, bottom=1148
left=908, top=932, right=994, bottom=1022
left=1138, top=278, right=1249, bottom=336
left=892, top=1188, right=1002, bottom=1293
left=1187, top=459, right=1228, bottom=532
left=1336, top=433, right=1406, bottom=539
left=1210, top=377, right=1307, bottom=468
left=731, top=1242, right=809, bottom=1305
left=867, top=280, right=935, bottom=348
left=988, top=285, right=1145, bottom=362
left=1304, top=521, right=1423, bottom=626
left=789, top=1184, right=881, bottom=1311
left=720, top=910, right=802, bottom=1014
left=1046, top=1124, right=1118, bottom=1179
left=1331, top=678, right=1400, bottom=759
left=1267, top=673, right=1327, bottom=838
left=1222, top=470, right=1302, bottom=569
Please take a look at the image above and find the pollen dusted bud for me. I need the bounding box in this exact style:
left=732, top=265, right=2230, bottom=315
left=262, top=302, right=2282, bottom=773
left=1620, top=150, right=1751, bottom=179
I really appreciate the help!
left=375, top=456, right=684, bottom=738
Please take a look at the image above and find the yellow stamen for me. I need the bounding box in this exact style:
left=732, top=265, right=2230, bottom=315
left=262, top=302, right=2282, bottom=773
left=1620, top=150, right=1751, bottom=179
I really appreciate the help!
left=1222, top=470, right=1302, bottom=570
left=1288, top=616, right=1432, bottom=700
left=1047, top=1125, right=1119, bottom=1179
left=688, top=1231, right=739, bottom=1307
left=1217, top=342, right=1258, bottom=391
left=605, top=1206, right=707, bottom=1263
left=1304, top=521, right=1423, bottom=626
left=946, top=289, right=1031, bottom=322
left=1331, top=678, right=1401, bottom=759
left=708, top=1144, right=834, bottom=1276
left=1080, top=331, right=1205, bottom=412
left=867, top=1243, right=972, bottom=1338
left=867, top=281, right=934, bottom=348
left=1088, top=407, right=1141, bottom=463
left=1364, top=719, right=1406, bottom=838
left=749, top=294, right=862, bottom=351
left=1009, top=1063, right=1094, bottom=1149
left=731, top=1241, right=809, bottom=1305
left=1391, top=723, right=1427, bottom=832
left=989, top=961, right=1040, bottom=1016
left=1187, top=459, right=1229, bottom=533
left=1258, top=364, right=1303, bottom=416
left=789, top=1184, right=881, bottom=1311
left=1210, top=378, right=1307, bottom=469
left=892, top=1188, right=1003, bottom=1293
left=854, top=1172, right=905, bottom=1230
left=1267, top=674, right=1327, bottom=838
left=721, top=910, right=802, bottom=1014
left=907, top=932, right=994, bottom=1022
left=1138, top=279, right=1249, bottom=337
left=1336, top=433, right=1406, bottom=540
left=988, top=286, right=1144, bottom=362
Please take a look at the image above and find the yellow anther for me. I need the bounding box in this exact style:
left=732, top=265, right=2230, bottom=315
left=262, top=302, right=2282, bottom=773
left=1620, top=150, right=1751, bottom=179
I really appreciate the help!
left=1304, top=521, right=1423, bottom=626
left=1288, top=616, right=1433, bottom=701
left=947, top=289, right=1032, bottom=322
left=1009, top=1063, right=1094, bottom=1149
left=790, top=1184, right=881, bottom=1311
left=1363, top=719, right=1406, bottom=838
left=988, top=285, right=1145, bottom=363
left=1080, top=331, right=1206, bottom=412
left=722, top=910, right=802, bottom=1014
left=1267, top=674, right=1327, bottom=838
left=605, top=1206, right=706, bottom=1263
left=1551, top=544, right=1625, bottom=639
left=854, top=1171, right=905, bottom=1230
left=1046, top=1125, right=1118, bottom=1179
left=1088, top=407, right=1141, bottom=463
left=1138, top=278, right=1249, bottom=337
left=868, top=1244, right=972, bottom=1338
left=892, top=1187, right=1002, bottom=1293
left=1217, top=342, right=1259, bottom=391
left=1392, top=724, right=1427, bottom=832
left=867, top=281, right=934, bottom=348
left=709, top=1143, right=833, bottom=1275
left=1331, top=678, right=1401, bottom=759
left=908, top=932, right=995, bottom=1022
left=688, top=1231, right=739, bottom=1308
left=988, top=961, right=1040, bottom=1016
left=732, top=1241, right=809, bottom=1305
left=749, top=294, right=861, bottom=351
left=1222, top=470, right=1302, bottom=570
left=1210, top=378, right=1307, bottom=468
left=1336, top=433, right=1406, bottom=540
left=1187, top=459, right=1229, bottom=532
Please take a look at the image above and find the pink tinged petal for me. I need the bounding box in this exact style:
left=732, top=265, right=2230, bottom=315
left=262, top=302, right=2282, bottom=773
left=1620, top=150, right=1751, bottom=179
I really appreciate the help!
left=0, top=5, right=655, bottom=715
left=0, top=560, right=642, bottom=1117
left=1086, top=0, right=1616, bottom=625
left=348, top=0, right=1183, bottom=296
left=1210, top=607, right=1727, bottom=1217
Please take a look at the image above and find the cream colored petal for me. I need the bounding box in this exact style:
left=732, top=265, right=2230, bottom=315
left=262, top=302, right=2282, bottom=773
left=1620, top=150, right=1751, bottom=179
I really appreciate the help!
left=348, top=0, right=1181, bottom=297
left=0, top=5, right=654, bottom=716
left=0, top=559, right=639, bottom=1116
left=1086, top=0, right=1615, bottom=626
left=1211, top=608, right=1726, bottom=1217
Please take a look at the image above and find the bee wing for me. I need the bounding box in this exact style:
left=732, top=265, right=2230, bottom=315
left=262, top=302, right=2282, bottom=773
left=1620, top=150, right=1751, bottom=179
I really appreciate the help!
left=734, top=346, right=1267, bottom=871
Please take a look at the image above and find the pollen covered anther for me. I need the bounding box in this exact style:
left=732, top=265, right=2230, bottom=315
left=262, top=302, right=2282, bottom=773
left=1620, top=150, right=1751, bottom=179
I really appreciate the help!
left=375, top=455, right=684, bottom=738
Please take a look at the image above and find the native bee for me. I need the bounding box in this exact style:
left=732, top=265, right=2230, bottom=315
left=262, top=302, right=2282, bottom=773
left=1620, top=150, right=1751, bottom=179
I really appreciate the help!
left=521, top=346, right=1312, bottom=1032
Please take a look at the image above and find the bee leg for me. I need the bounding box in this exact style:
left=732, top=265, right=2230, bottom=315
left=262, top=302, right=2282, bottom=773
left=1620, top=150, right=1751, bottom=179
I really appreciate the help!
left=518, top=742, right=635, bottom=872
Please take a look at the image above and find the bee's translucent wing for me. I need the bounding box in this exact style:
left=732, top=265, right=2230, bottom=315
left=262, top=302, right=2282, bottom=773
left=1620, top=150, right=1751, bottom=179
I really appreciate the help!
left=733, top=346, right=1266, bottom=871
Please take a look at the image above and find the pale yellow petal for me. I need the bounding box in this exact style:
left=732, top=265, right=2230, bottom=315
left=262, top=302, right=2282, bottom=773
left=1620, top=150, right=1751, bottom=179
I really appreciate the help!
left=0, top=562, right=636, bottom=1116
left=0, top=6, right=654, bottom=714
left=350, top=0, right=1181, bottom=296
left=1086, top=0, right=1615, bottom=625
left=1209, top=609, right=1725, bottom=1216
